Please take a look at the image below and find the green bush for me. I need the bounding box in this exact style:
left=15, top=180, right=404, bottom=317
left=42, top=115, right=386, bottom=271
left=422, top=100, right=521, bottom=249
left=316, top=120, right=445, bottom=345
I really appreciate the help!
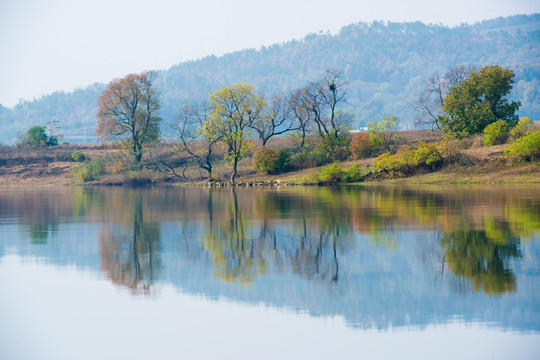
left=252, top=147, right=290, bottom=174
left=314, top=163, right=344, bottom=183
left=71, top=150, right=86, bottom=162
left=375, top=148, right=413, bottom=177
left=290, top=135, right=350, bottom=170
left=509, top=117, right=534, bottom=142
left=290, top=147, right=319, bottom=170
left=26, top=126, right=49, bottom=146
left=314, top=163, right=364, bottom=184
left=71, top=160, right=105, bottom=182
left=342, top=163, right=364, bottom=183
left=313, top=134, right=351, bottom=164
left=483, top=120, right=509, bottom=146
left=367, top=115, right=400, bottom=151
left=413, top=142, right=442, bottom=169
left=20, top=125, right=59, bottom=146
left=350, top=132, right=378, bottom=159
left=375, top=143, right=442, bottom=177
left=504, top=129, right=540, bottom=161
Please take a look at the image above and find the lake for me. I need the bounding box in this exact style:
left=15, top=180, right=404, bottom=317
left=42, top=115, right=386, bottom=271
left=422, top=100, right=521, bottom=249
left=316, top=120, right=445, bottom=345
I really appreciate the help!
left=0, top=185, right=539, bottom=359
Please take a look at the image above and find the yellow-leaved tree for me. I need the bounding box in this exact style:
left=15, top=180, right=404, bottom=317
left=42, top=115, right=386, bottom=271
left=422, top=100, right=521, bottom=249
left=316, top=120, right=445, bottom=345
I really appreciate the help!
left=204, top=83, right=265, bottom=182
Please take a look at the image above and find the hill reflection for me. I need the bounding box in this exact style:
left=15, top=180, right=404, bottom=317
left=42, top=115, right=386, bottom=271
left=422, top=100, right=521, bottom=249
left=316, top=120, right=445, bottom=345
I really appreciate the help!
left=1, top=185, right=539, bottom=330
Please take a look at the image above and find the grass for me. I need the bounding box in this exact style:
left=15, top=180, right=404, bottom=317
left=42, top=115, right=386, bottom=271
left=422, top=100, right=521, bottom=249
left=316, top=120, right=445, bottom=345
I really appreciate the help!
left=1, top=130, right=539, bottom=186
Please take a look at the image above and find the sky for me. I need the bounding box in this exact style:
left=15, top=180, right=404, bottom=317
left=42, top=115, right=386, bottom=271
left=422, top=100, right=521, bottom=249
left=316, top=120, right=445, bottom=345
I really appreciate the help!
left=0, top=0, right=538, bottom=108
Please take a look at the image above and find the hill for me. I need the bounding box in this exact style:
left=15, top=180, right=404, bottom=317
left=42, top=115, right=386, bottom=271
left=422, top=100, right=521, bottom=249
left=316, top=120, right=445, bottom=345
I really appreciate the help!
left=1, top=14, right=538, bottom=144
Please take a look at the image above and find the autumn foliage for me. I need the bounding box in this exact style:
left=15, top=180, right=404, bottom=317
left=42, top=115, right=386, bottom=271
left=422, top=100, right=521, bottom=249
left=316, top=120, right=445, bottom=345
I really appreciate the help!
left=96, top=71, right=161, bottom=163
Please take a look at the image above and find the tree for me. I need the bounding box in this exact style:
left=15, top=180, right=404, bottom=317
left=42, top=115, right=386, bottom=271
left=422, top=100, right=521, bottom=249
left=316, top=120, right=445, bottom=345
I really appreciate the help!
left=440, top=65, right=521, bottom=137
left=45, top=119, right=63, bottom=145
left=440, top=228, right=520, bottom=294
left=174, top=101, right=222, bottom=178
left=19, top=125, right=59, bottom=147
left=289, top=89, right=314, bottom=149
left=367, top=115, right=400, bottom=151
left=250, top=93, right=296, bottom=146
left=291, top=70, right=351, bottom=141
left=96, top=71, right=161, bottom=163
left=415, top=64, right=475, bottom=129
left=205, top=83, right=265, bottom=182
left=26, top=125, right=49, bottom=146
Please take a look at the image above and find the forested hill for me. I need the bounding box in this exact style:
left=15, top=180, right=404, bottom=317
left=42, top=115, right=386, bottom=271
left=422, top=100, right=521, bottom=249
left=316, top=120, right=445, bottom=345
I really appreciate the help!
left=1, top=14, right=539, bottom=144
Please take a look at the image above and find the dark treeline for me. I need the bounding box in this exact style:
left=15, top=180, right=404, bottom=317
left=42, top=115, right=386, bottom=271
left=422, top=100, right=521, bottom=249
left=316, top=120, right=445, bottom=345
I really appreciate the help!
left=0, top=14, right=538, bottom=144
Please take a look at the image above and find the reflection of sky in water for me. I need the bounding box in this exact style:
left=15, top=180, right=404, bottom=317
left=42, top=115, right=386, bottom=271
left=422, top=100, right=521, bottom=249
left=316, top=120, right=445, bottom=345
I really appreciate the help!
left=1, top=186, right=540, bottom=359
left=1, top=256, right=539, bottom=360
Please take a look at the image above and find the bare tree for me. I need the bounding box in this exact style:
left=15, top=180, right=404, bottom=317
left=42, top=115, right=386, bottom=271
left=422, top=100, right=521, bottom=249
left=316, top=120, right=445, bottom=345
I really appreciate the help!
left=319, top=69, right=351, bottom=138
left=289, top=88, right=314, bottom=149
left=250, top=93, right=297, bottom=146
left=173, top=101, right=222, bottom=178
left=290, top=69, right=351, bottom=140
left=415, top=64, right=476, bottom=129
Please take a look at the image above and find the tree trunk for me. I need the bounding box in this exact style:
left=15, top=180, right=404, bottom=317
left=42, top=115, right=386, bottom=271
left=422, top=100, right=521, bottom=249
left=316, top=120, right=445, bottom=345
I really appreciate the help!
left=230, top=157, right=238, bottom=183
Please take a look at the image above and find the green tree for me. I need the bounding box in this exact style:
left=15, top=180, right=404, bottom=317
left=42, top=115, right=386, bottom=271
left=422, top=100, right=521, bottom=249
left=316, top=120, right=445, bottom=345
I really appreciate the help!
left=96, top=71, right=161, bottom=164
left=440, top=227, right=521, bottom=295
left=26, top=125, right=49, bottom=146
left=367, top=115, right=400, bottom=151
left=440, top=65, right=521, bottom=138
left=204, top=83, right=265, bottom=182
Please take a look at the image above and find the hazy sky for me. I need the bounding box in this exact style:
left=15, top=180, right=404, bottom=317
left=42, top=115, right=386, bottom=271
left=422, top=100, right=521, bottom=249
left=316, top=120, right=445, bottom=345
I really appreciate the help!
left=0, top=0, right=538, bottom=107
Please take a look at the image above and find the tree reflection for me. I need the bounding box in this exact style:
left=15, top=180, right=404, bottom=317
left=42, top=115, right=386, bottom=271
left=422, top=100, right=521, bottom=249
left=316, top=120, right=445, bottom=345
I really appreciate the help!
left=99, top=191, right=161, bottom=295
left=440, top=221, right=521, bottom=295
left=202, top=189, right=267, bottom=283
left=196, top=188, right=352, bottom=287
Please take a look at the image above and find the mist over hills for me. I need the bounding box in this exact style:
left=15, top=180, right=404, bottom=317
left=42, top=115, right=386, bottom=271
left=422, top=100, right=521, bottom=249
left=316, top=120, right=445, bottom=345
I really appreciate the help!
left=1, top=14, right=538, bottom=144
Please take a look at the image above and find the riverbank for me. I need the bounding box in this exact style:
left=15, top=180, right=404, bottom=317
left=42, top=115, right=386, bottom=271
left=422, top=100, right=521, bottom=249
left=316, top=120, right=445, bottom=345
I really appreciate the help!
left=1, top=131, right=539, bottom=186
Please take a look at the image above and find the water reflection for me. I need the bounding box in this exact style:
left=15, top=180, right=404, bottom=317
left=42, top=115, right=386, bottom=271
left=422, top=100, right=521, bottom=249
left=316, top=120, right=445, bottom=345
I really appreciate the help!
left=0, top=185, right=539, bottom=330
left=98, top=191, right=161, bottom=295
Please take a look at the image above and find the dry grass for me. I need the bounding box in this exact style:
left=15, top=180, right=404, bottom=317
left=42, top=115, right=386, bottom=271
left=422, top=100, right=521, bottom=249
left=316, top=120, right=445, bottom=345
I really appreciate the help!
left=1, top=130, right=539, bottom=186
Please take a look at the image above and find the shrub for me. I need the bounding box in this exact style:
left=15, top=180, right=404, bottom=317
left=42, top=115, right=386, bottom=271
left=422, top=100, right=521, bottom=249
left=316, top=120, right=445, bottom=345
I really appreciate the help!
left=275, top=149, right=291, bottom=173
left=483, top=120, right=509, bottom=146
left=71, top=160, right=105, bottom=182
left=252, top=147, right=290, bottom=174
left=413, top=142, right=442, bottom=169
left=367, top=115, right=400, bottom=151
left=504, top=129, right=540, bottom=161
left=290, top=135, right=351, bottom=170
left=314, top=163, right=344, bottom=183
left=290, top=147, right=319, bottom=170
left=27, top=126, right=49, bottom=146
left=20, top=125, right=59, bottom=146
left=375, top=143, right=442, bottom=177
left=313, top=134, right=351, bottom=163
left=314, top=163, right=365, bottom=184
left=342, top=163, right=364, bottom=183
left=375, top=148, right=413, bottom=177
left=350, top=132, right=377, bottom=159
left=71, top=150, right=86, bottom=162
left=509, top=117, right=534, bottom=142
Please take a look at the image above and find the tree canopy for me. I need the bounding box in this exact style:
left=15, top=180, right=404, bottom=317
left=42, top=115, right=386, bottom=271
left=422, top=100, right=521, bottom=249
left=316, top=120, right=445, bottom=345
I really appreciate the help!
left=440, top=65, right=521, bottom=137
left=204, top=82, right=265, bottom=182
left=96, top=71, right=161, bottom=163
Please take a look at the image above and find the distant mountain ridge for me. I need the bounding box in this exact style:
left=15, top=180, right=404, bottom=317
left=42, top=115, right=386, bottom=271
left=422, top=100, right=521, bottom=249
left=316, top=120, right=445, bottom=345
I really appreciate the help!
left=1, top=14, right=538, bottom=144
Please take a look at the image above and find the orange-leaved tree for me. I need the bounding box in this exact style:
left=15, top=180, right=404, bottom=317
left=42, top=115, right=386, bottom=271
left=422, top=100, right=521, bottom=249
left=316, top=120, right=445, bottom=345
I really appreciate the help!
left=96, top=71, right=161, bottom=163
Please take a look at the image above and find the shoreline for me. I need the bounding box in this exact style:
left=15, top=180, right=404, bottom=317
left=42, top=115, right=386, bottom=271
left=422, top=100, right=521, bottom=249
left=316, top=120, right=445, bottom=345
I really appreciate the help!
left=1, top=161, right=538, bottom=187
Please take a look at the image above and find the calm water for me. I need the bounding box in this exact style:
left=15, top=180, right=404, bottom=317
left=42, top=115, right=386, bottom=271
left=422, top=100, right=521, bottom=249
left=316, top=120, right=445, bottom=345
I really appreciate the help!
left=0, top=185, right=539, bottom=359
